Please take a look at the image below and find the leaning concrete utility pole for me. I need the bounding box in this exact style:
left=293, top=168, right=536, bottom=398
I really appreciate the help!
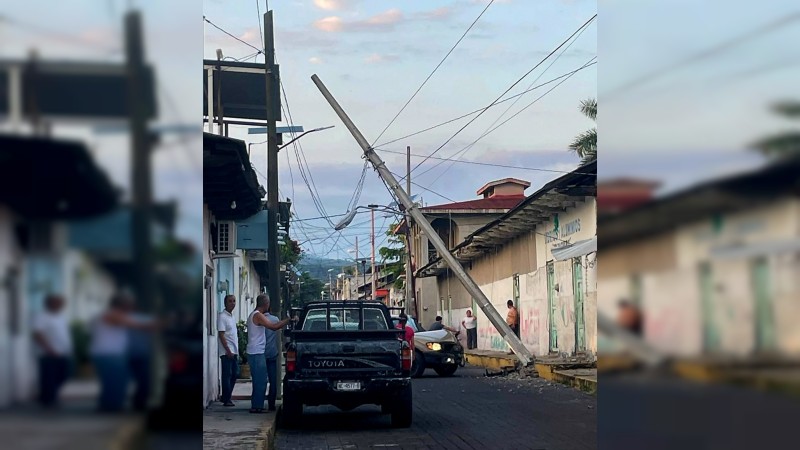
left=311, top=74, right=534, bottom=366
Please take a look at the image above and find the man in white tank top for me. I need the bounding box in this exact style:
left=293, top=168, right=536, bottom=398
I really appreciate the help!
left=247, top=294, right=290, bottom=413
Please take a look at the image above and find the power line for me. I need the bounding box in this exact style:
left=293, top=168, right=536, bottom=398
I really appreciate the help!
left=424, top=22, right=595, bottom=186
left=377, top=147, right=594, bottom=176
left=203, top=16, right=264, bottom=56
left=405, top=14, right=597, bottom=179
left=387, top=170, right=457, bottom=203
left=374, top=62, right=597, bottom=148
left=371, top=0, right=496, bottom=146
left=417, top=57, right=597, bottom=183
left=603, top=12, right=800, bottom=100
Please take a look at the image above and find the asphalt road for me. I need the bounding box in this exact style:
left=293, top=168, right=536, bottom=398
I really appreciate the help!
left=275, top=365, right=597, bottom=450
left=599, top=371, right=800, bottom=450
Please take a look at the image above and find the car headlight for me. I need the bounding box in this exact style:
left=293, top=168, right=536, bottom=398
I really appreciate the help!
left=426, top=342, right=442, bottom=351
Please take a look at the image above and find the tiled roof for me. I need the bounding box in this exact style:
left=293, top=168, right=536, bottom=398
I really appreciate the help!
left=421, top=195, right=525, bottom=211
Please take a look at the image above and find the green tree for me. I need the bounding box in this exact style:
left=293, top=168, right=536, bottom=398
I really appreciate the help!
left=751, top=101, right=800, bottom=159
left=569, top=98, right=597, bottom=164
left=293, top=271, right=325, bottom=307
left=378, top=222, right=406, bottom=290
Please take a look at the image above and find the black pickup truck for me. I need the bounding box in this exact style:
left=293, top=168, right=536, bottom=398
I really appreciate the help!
left=282, top=301, right=413, bottom=428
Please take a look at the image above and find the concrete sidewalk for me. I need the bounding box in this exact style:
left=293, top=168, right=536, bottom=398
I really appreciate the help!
left=203, top=379, right=278, bottom=449
left=0, top=380, right=144, bottom=450
left=464, top=349, right=597, bottom=394
left=203, top=401, right=277, bottom=449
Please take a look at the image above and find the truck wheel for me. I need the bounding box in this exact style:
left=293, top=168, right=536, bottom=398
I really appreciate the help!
left=390, top=385, right=412, bottom=428
left=411, top=352, right=425, bottom=378
left=280, top=392, right=302, bottom=428
left=434, top=365, right=458, bottom=377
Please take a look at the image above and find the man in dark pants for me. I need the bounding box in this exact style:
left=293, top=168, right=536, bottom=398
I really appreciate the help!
left=32, top=294, right=72, bottom=408
left=128, top=307, right=154, bottom=411
left=217, top=295, right=239, bottom=407
left=263, top=302, right=282, bottom=412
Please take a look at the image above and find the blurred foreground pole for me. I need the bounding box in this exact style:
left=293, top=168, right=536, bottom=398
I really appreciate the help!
left=126, top=10, right=159, bottom=405
left=264, top=10, right=284, bottom=399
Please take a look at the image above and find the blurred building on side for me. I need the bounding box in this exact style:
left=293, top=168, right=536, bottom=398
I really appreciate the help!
left=0, top=135, right=119, bottom=408
left=598, top=157, right=800, bottom=358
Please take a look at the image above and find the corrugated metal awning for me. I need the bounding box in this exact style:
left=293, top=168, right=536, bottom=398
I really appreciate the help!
left=551, top=237, right=597, bottom=261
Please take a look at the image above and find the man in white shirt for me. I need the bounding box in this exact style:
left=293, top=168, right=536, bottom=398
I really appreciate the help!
left=32, top=294, right=73, bottom=408
left=217, top=295, right=239, bottom=407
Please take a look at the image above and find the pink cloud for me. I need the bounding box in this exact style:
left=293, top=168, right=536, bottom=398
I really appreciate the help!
left=313, top=0, right=349, bottom=11
left=313, top=16, right=344, bottom=32
left=365, top=8, right=403, bottom=25
left=312, top=8, right=405, bottom=32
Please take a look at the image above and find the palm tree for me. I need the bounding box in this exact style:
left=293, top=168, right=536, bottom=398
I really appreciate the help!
left=569, top=98, right=597, bottom=164
left=751, top=101, right=800, bottom=159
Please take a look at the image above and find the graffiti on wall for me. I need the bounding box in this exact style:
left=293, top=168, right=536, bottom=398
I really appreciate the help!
left=521, top=307, right=541, bottom=348
left=478, top=322, right=508, bottom=351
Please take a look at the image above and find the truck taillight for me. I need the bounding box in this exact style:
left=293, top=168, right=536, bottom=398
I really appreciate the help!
left=401, top=344, right=412, bottom=371
left=286, top=349, right=296, bottom=373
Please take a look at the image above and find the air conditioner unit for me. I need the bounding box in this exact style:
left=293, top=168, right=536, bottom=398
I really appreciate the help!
left=216, top=221, right=237, bottom=255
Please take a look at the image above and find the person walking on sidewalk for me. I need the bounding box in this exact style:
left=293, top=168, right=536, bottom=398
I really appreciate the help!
left=246, top=294, right=290, bottom=413
left=217, top=295, right=238, bottom=407
left=461, top=309, right=477, bottom=350
left=32, top=294, right=73, bottom=408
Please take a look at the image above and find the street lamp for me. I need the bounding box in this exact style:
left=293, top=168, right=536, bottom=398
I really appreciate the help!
left=247, top=125, right=335, bottom=154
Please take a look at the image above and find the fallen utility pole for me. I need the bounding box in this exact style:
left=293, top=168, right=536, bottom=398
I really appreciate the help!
left=311, top=74, right=535, bottom=366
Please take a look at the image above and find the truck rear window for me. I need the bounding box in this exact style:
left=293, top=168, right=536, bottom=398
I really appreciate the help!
left=302, top=307, right=389, bottom=331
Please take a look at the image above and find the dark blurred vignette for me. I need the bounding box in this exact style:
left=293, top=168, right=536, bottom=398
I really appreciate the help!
left=599, top=1, right=800, bottom=449
left=0, top=2, right=201, bottom=448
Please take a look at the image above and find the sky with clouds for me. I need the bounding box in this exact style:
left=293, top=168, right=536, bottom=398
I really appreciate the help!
left=204, top=0, right=598, bottom=260
left=1, top=1, right=204, bottom=247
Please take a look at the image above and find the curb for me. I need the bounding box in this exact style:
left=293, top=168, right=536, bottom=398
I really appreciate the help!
left=465, top=353, right=518, bottom=371
left=109, top=417, right=146, bottom=450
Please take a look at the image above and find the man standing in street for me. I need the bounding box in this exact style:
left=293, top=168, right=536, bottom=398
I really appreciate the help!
left=247, top=294, right=290, bottom=413
left=217, top=295, right=238, bottom=407
left=32, top=294, right=73, bottom=408
left=506, top=300, right=520, bottom=354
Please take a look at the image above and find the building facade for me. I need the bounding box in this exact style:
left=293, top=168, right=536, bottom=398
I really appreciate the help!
left=417, top=163, right=597, bottom=357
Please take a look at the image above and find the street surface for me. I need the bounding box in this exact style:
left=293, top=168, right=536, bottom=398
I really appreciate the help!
left=599, top=371, right=800, bottom=450
left=276, top=365, right=596, bottom=450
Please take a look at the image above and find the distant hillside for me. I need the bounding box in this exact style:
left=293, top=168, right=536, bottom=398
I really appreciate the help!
left=298, top=255, right=354, bottom=282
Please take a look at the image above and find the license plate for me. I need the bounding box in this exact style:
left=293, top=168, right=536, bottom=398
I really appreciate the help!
left=336, top=381, right=361, bottom=391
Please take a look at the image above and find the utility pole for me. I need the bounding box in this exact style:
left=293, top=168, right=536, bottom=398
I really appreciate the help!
left=264, top=10, right=284, bottom=396
left=311, top=74, right=535, bottom=366
left=371, top=206, right=376, bottom=301
left=404, top=145, right=414, bottom=317
left=354, top=236, right=359, bottom=297
left=125, top=10, right=158, bottom=404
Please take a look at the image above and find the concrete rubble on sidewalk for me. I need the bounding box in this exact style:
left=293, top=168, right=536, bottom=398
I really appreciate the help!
left=466, top=349, right=597, bottom=394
